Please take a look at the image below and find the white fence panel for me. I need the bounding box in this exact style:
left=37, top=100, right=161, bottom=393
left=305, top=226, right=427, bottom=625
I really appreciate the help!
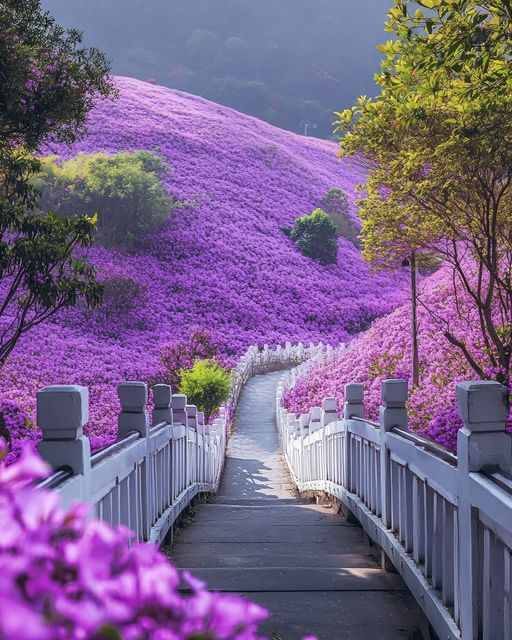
left=277, top=375, right=512, bottom=640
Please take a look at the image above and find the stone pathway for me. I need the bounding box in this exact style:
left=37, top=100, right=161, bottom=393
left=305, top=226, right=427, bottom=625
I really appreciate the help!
left=172, top=372, right=429, bottom=640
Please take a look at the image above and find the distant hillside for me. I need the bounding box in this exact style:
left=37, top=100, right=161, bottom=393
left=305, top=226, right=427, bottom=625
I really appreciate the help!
left=0, top=77, right=405, bottom=449
left=41, top=0, right=388, bottom=138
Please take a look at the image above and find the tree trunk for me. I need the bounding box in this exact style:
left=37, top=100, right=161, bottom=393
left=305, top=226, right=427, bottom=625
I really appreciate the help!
left=411, top=251, right=420, bottom=387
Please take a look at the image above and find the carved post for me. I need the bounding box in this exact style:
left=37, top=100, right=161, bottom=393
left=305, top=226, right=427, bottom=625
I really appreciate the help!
left=344, top=383, right=365, bottom=490
left=118, top=381, right=151, bottom=540
left=171, top=394, right=187, bottom=425
left=37, top=385, right=91, bottom=501
left=152, top=384, right=172, bottom=425
left=186, top=404, right=198, bottom=430
left=309, top=406, right=322, bottom=433
left=322, top=397, right=338, bottom=427
left=118, top=381, right=149, bottom=438
left=379, top=380, right=408, bottom=529
left=299, top=413, right=310, bottom=437
left=456, top=381, right=510, bottom=640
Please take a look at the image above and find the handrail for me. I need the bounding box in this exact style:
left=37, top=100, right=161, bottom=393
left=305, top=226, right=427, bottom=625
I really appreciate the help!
left=37, top=466, right=73, bottom=490
left=150, top=421, right=168, bottom=434
left=91, top=431, right=140, bottom=467
left=391, top=426, right=458, bottom=466
left=349, top=416, right=379, bottom=429
left=483, top=467, right=512, bottom=497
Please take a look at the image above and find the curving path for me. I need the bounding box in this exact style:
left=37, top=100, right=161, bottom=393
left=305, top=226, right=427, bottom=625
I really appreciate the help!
left=172, top=372, right=429, bottom=640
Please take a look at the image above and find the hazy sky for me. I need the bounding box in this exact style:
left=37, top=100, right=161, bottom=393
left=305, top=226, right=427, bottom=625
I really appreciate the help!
left=41, top=1, right=391, bottom=137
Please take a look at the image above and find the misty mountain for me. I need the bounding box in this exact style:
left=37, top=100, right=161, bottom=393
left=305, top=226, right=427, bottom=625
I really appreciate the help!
left=41, top=0, right=389, bottom=138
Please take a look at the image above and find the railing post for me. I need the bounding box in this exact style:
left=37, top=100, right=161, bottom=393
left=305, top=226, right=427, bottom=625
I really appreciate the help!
left=309, top=406, right=322, bottom=433
left=37, top=385, right=91, bottom=501
left=379, top=380, right=408, bottom=529
left=152, top=384, right=173, bottom=425
left=186, top=405, right=198, bottom=430
left=172, top=394, right=187, bottom=425
left=118, top=381, right=149, bottom=438
left=456, top=380, right=510, bottom=640
left=321, top=398, right=337, bottom=482
left=118, top=381, right=151, bottom=540
left=344, top=383, right=364, bottom=490
left=186, top=405, right=199, bottom=484
left=321, top=397, right=337, bottom=427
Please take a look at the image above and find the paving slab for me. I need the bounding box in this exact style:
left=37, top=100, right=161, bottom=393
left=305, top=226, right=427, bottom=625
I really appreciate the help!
left=171, top=371, right=429, bottom=639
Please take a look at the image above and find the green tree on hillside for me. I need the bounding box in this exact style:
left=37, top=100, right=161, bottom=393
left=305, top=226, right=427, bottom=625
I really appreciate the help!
left=286, top=209, right=339, bottom=265
left=0, top=0, right=115, bottom=364
left=336, top=0, right=512, bottom=388
left=34, top=152, right=172, bottom=246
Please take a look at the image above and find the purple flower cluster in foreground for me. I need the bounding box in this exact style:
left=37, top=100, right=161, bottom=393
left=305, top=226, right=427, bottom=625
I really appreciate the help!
left=0, top=438, right=315, bottom=640
left=0, top=77, right=406, bottom=455
left=284, top=266, right=512, bottom=453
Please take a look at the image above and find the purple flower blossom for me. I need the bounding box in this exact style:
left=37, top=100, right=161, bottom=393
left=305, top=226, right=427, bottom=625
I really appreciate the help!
left=0, top=440, right=316, bottom=639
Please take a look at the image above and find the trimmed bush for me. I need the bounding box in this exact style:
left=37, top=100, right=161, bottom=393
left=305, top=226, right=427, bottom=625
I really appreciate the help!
left=160, top=329, right=221, bottom=390
left=179, top=359, right=231, bottom=419
left=288, top=209, right=339, bottom=265
left=33, top=151, right=173, bottom=246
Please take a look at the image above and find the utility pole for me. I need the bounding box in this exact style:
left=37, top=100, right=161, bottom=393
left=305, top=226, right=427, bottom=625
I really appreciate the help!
left=304, top=121, right=319, bottom=137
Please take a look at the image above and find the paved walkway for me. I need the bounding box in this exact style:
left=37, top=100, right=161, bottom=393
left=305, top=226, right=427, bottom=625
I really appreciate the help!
left=172, top=372, right=429, bottom=640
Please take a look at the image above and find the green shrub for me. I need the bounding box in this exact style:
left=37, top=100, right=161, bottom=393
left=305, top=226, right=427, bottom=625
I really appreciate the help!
left=160, top=329, right=221, bottom=390
left=319, top=188, right=359, bottom=244
left=179, top=359, right=231, bottom=420
left=288, top=208, right=339, bottom=265
left=33, top=151, right=173, bottom=246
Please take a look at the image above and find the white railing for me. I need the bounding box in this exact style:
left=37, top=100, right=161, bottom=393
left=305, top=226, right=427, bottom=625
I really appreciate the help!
left=35, top=341, right=325, bottom=546
left=277, top=376, right=512, bottom=640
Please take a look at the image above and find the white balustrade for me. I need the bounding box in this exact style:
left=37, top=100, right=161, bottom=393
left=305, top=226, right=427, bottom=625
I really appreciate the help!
left=36, top=342, right=326, bottom=546
left=277, top=374, right=512, bottom=640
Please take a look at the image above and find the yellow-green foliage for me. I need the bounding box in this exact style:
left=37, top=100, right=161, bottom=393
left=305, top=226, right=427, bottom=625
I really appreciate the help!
left=333, top=0, right=512, bottom=385
left=33, top=151, right=172, bottom=247
left=179, top=359, right=231, bottom=420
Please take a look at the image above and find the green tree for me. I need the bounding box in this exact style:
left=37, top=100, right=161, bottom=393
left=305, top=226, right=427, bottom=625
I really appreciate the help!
left=34, top=151, right=172, bottom=246
left=287, top=209, right=339, bottom=265
left=0, top=0, right=115, bottom=364
left=179, top=359, right=231, bottom=420
left=336, top=0, right=512, bottom=387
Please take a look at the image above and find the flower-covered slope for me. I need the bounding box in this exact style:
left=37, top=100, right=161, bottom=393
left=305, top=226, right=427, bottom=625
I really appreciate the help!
left=0, top=77, right=405, bottom=454
left=284, top=266, right=511, bottom=452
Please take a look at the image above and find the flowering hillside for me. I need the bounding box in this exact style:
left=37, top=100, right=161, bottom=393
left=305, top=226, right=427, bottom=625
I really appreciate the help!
left=283, top=266, right=512, bottom=452
left=0, top=77, right=405, bottom=457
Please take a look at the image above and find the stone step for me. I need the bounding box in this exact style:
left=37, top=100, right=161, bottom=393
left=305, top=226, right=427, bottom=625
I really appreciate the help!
left=179, top=567, right=407, bottom=592
left=177, top=523, right=365, bottom=545
left=236, top=591, right=429, bottom=640
left=171, top=551, right=377, bottom=569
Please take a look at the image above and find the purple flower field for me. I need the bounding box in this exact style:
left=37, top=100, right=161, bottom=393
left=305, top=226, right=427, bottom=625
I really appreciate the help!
left=283, top=266, right=512, bottom=452
left=0, top=77, right=405, bottom=456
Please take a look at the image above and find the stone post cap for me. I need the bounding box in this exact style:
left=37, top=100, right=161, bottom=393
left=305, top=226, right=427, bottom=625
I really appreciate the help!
left=37, top=385, right=89, bottom=438
left=310, top=406, right=321, bottom=421
left=171, top=394, right=187, bottom=410
left=118, top=381, right=147, bottom=411
left=153, top=384, right=172, bottom=406
left=322, top=397, right=337, bottom=412
left=299, top=414, right=310, bottom=428
left=345, top=384, right=364, bottom=403
left=186, top=405, right=198, bottom=417
left=381, top=380, right=408, bottom=407
left=197, top=411, right=205, bottom=426
left=456, top=381, right=509, bottom=431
